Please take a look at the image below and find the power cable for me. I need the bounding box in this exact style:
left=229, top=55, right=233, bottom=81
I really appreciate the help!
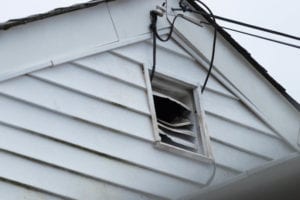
left=151, top=1, right=218, bottom=94
left=195, top=20, right=300, bottom=49
left=191, top=0, right=217, bottom=94
left=150, top=11, right=158, bottom=82
left=205, top=160, right=216, bottom=186
left=211, top=14, right=300, bottom=41
left=181, top=0, right=218, bottom=185
left=149, top=4, right=204, bottom=81
left=150, top=1, right=218, bottom=185
left=149, top=10, right=182, bottom=81
left=221, top=26, right=300, bottom=49
left=174, top=2, right=300, bottom=41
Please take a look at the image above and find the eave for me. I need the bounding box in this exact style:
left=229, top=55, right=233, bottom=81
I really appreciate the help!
left=184, top=152, right=300, bottom=200
left=0, top=0, right=112, bottom=30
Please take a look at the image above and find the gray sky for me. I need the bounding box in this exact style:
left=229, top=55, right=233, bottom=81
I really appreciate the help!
left=208, top=0, right=300, bottom=103
left=0, top=0, right=299, bottom=102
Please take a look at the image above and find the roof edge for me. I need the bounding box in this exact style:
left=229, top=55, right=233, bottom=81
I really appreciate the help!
left=0, top=0, right=112, bottom=30
left=186, top=0, right=299, bottom=111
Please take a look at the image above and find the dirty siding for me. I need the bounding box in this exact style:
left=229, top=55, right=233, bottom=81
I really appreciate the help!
left=0, top=39, right=294, bottom=199
left=0, top=0, right=296, bottom=199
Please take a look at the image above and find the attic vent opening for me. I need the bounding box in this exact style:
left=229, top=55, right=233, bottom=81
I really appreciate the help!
left=148, top=74, right=212, bottom=159
left=153, top=92, right=197, bottom=151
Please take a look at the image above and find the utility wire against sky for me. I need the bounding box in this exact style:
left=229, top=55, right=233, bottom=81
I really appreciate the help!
left=204, top=13, right=300, bottom=41
left=195, top=21, right=300, bottom=49
left=150, top=0, right=300, bottom=96
left=220, top=26, right=300, bottom=49
left=172, top=7, right=300, bottom=49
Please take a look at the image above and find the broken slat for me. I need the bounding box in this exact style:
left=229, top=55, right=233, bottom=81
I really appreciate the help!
left=158, top=122, right=195, bottom=137
left=158, top=119, right=193, bottom=128
left=159, top=129, right=197, bottom=150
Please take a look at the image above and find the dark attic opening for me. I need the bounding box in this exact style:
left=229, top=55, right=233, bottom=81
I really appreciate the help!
left=151, top=75, right=202, bottom=153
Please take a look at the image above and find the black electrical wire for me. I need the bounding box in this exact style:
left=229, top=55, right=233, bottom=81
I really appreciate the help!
left=222, top=26, right=300, bottom=49
left=155, top=13, right=183, bottom=42
left=150, top=16, right=157, bottom=82
left=191, top=0, right=217, bottom=94
left=195, top=20, right=300, bottom=49
left=149, top=11, right=184, bottom=81
left=150, top=0, right=218, bottom=92
left=149, top=9, right=204, bottom=81
left=212, top=15, right=300, bottom=41
left=150, top=10, right=176, bottom=81
left=173, top=5, right=300, bottom=41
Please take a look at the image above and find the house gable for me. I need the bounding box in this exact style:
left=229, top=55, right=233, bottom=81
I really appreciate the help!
left=0, top=0, right=299, bottom=199
left=0, top=34, right=295, bottom=198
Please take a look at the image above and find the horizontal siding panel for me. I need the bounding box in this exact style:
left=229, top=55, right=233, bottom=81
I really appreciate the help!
left=0, top=151, right=158, bottom=200
left=210, top=166, right=240, bottom=186
left=0, top=78, right=153, bottom=141
left=0, top=108, right=215, bottom=186
left=0, top=126, right=202, bottom=199
left=211, top=140, right=269, bottom=171
left=203, top=90, right=277, bottom=136
left=0, top=82, right=236, bottom=186
left=113, top=41, right=236, bottom=99
left=31, top=62, right=150, bottom=115
left=0, top=72, right=240, bottom=188
left=151, top=39, right=194, bottom=59
left=74, top=52, right=146, bottom=88
left=206, top=114, right=293, bottom=159
left=0, top=179, right=64, bottom=200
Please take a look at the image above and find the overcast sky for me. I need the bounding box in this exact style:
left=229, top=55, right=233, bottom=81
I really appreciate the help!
left=0, top=0, right=299, bottom=102
left=208, top=0, right=300, bottom=103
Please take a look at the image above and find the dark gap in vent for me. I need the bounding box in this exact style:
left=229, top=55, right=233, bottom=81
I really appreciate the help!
left=158, top=123, right=195, bottom=141
left=160, top=134, right=196, bottom=151
left=153, top=91, right=197, bottom=152
left=153, top=92, right=191, bottom=124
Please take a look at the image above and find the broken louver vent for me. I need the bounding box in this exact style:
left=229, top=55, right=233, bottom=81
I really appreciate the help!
left=153, top=92, right=197, bottom=151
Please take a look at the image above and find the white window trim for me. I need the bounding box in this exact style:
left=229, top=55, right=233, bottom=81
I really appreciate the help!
left=143, top=67, right=213, bottom=162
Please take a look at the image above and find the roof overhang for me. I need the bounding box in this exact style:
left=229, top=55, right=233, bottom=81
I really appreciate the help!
left=184, top=152, right=300, bottom=200
left=0, top=0, right=112, bottom=30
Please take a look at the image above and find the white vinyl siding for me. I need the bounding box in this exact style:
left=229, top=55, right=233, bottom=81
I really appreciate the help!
left=0, top=39, right=294, bottom=199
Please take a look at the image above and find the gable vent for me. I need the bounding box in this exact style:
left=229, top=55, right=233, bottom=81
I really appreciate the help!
left=153, top=92, right=197, bottom=151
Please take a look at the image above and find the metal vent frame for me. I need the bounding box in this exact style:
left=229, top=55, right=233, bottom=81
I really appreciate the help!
left=144, top=68, right=213, bottom=162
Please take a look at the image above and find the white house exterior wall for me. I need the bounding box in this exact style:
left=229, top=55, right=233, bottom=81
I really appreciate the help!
left=0, top=40, right=294, bottom=199
left=0, top=0, right=298, bottom=199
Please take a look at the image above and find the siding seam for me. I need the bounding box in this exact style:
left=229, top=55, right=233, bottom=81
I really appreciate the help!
left=0, top=92, right=152, bottom=142
left=0, top=148, right=169, bottom=200
left=0, top=120, right=206, bottom=186
left=71, top=61, right=147, bottom=90
left=204, top=87, right=239, bottom=101
left=0, top=177, right=75, bottom=200
left=205, top=111, right=280, bottom=139
left=211, top=137, right=273, bottom=161
left=110, top=50, right=235, bottom=99
left=145, top=40, right=194, bottom=60
left=214, top=163, right=242, bottom=174
left=28, top=73, right=150, bottom=116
